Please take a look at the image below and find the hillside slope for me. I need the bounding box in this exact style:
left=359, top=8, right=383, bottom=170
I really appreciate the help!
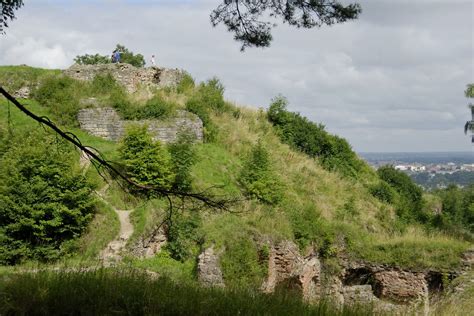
left=0, top=64, right=472, bottom=313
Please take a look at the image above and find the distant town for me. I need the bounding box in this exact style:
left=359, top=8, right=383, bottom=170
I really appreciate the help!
left=359, top=152, right=474, bottom=190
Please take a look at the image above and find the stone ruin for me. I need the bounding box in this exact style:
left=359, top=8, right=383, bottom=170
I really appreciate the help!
left=77, top=107, right=203, bottom=144
left=195, top=240, right=464, bottom=313
left=63, top=63, right=186, bottom=93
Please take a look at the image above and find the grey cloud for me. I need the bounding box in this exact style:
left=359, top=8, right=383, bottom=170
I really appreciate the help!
left=0, top=0, right=472, bottom=152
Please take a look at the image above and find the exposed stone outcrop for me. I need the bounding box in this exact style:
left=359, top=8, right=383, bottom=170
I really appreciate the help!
left=64, top=63, right=185, bottom=93
left=262, top=241, right=321, bottom=302
left=77, top=108, right=203, bottom=143
left=372, top=270, right=428, bottom=304
left=130, top=226, right=167, bottom=259
left=13, top=86, right=30, bottom=99
left=197, top=247, right=225, bottom=287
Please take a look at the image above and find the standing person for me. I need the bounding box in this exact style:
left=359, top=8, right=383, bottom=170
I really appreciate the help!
left=150, top=54, right=156, bottom=67
left=111, top=50, right=116, bottom=63
left=114, top=50, right=121, bottom=63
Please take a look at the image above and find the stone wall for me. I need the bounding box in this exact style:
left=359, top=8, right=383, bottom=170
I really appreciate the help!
left=63, top=63, right=185, bottom=93
left=77, top=107, right=203, bottom=143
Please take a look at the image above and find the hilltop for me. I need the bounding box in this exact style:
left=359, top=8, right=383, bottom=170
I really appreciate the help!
left=0, top=63, right=472, bottom=315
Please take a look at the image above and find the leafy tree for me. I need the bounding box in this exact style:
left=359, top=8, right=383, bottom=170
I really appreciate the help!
left=239, top=140, right=283, bottom=204
left=0, top=131, right=96, bottom=264
left=115, top=44, right=145, bottom=68
left=211, top=0, right=361, bottom=50
left=119, top=125, right=174, bottom=194
left=74, top=53, right=110, bottom=65
left=432, top=185, right=474, bottom=234
left=0, top=0, right=24, bottom=33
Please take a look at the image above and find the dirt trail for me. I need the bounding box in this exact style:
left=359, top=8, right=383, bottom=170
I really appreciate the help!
left=99, top=209, right=133, bottom=265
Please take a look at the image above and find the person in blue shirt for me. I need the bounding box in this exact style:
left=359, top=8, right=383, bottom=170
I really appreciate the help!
left=114, top=50, right=121, bottom=63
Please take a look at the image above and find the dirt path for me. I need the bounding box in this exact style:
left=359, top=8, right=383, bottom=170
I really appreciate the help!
left=99, top=209, right=133, bottom=265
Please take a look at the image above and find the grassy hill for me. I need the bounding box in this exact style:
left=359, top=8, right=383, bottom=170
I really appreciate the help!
left=0, top=65, right=472, bottom=314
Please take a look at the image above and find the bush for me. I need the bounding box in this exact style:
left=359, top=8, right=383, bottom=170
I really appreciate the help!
left=138, top=94, right=176, bottom=120
left=377, top=166, right=426, bottom=222
left=165, top=212, right=202, bottom=262
left=0, top=131, right=96, bottom=264
left=220, top=234, right=267, bottom=289
left=33, top=76, right=83, bottom=126
left=119, top=125, right=174, bottom=194
left=168, top=132, right=197, bottom=192
left=239, top=141, right=284, bottom=205
left=369, top=181, right=395, bottom=203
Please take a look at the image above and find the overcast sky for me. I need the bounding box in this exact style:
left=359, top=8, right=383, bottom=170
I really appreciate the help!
left=0, top=0, right=473, bottom=152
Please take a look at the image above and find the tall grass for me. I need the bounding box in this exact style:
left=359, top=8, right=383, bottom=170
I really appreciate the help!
left=0, top=269, right=377, bottom=316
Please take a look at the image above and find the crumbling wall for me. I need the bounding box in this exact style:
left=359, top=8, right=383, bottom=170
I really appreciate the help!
left=63, top=63, right=185, bottom=93
left=77, top=108, right=203, bottom=143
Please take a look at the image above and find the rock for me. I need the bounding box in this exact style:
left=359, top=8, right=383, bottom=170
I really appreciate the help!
left=63, top=63, right=185, bottom=93
left=262, top=241, right=321, bottom=302
left=130, top=226, right=167, bottom=258
left=197, top=247, right=225, bottom=287
left=13, top=86, right=30, bottom=99
left=77, top=108, right=203, bottom=143
left=372, top=270, right=428, bottom=303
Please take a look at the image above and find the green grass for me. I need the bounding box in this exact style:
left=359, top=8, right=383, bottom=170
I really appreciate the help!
left=0, top=269, right=377, bottom=316
left=0, top=65, right=60, bottom=92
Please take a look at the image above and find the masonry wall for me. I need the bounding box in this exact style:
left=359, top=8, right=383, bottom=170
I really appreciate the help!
left=64, top=63, right=185, bottom=93
left=77, top=108, right=203, bottom=143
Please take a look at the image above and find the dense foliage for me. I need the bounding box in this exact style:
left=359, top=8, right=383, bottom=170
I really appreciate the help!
left=411, top=171, right=474, bottom=190
left=0, top=131, right=96, bottom=264
left=239, top=141, right=283, bottom=204
left=432, top=185, right=474, bottom=235
left=74, top=44, right=145, bottom=68
left=377, top=166, right=426, bottom=222
left=119, top=125, right=174, bottom=194
left=165, top=212, right=202, bottom=262
left=267, top=96, right=365, bottom=177
left=74, top=53, right=110, bottom=65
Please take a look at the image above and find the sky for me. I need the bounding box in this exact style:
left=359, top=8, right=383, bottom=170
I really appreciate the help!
left=0, top=0, right=473, bottom=153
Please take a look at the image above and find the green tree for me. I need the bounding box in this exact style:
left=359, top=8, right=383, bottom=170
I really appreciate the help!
left=239, top=140, right=284, bottom=204
left=115, top=44, right=145, bottom=68
left=119, top=125, right=174, bottom=194
left=74, top=53, right=110, bottom=65
left=0, top=131, right=96, bottom=264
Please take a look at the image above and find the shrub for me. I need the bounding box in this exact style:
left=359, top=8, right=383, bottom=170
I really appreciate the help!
left=220, top=234, right=267, bottom=289
left=90, top=73, right=122, bottom=95
left=33, top=76, right=83, bottom=126
left=168, top=132, right=197, bottom=192
left=119, top=125, right=174, bottom=194
left=138, top=94, right=176, bottom=120
left=377, top=166, right=426, bottom=222
left=239, top=140, right=284, bottom=205
left=185, top=97, right=217, bottom=142
left=369, top=181, right=395, bottom=203
left=0, top=131, right=96, bottom=264
left=165, top=212, right=202, bottom=262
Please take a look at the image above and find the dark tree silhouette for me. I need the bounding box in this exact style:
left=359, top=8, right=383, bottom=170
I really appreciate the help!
left=211, top=0, right=362, bottom=50
left=0, top=0, right=24, bottom=33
